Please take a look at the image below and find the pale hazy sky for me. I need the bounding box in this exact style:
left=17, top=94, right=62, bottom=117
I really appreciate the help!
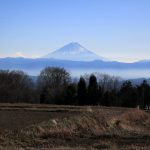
left=0, top=0, right=150, bottom=62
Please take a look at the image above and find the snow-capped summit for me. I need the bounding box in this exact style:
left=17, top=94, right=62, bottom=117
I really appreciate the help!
left=53, top=42, right=87, bottom=54
left=43, top=42, right=108, bottom=61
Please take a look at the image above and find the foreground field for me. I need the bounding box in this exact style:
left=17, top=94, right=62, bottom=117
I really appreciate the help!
left=0, top=104, right=150, bottom=150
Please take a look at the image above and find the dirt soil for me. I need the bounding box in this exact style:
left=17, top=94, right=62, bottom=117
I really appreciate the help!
left=0, top=104, right=149, bottom=150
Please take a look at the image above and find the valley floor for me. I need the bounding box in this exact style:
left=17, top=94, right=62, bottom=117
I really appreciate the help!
left=0, top=104, right=150, bottom=150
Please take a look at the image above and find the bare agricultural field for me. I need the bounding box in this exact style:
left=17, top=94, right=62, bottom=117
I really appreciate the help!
left=0, top=104, right=150, bottom=150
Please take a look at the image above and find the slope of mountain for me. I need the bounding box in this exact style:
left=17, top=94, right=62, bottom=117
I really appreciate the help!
left=43, top=42, right=109, bottom=61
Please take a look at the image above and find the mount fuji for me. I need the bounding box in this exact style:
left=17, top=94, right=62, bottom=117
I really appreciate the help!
left=43, top=42, right=109, bottom=61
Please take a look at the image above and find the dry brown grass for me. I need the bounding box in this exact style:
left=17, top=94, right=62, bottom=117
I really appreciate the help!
left=0, top=146, right=98, bottom=150
left=118, top=109, right=149, bottom=123
left=108, top=109, right=150, bottom=137
left=19, top=112, right=105, bottom=139
left=0, top=104, right=150, bottom=149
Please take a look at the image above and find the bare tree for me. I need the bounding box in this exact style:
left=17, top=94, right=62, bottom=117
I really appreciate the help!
left=0, top=70, right=34, bottom=103
left=83, top=72, right=121, bottom=93
left=38, top=67, right=71, bottom=104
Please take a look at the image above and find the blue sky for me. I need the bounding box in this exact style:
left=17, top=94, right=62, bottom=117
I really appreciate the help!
left=0, top=0, right=150, bottom=62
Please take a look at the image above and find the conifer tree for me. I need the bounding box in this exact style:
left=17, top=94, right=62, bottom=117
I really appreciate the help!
left=88, top=74, right=98, bottom=105
left=77, top=77, right=87, bottom=105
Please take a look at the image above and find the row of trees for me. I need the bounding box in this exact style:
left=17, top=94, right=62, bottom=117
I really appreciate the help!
left=77, top=75, right=150, bottom=109
left=0, top=67, right=149, bottom=109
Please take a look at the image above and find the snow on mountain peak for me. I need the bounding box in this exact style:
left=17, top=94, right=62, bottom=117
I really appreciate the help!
left=43, top=42, right=108, bottom=61
left=55, top=42, right=89, bottom=54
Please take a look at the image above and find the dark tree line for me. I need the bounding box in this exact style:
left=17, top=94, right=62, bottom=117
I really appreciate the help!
left=77, top=76, right=150, bottom=109
left=0, top=67, right=150, bottom=109
left=0, top=70, right=37, bottom=103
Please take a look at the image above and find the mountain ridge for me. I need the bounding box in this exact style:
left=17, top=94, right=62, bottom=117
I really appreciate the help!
left=43, top=42, right=109, bottom=61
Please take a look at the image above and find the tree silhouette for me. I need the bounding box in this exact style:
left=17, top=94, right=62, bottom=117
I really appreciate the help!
left=119, top=81, right=137, bottom=107
left=0, top=70, right=34, bottom=103
left=38, top=67, right=70, bottom=104
left=64, top=83, right=77, bottom=105
left=88, top=74, right=98, bottom=105
left=138, top=80, right=150, bottom=109
left=77, top=77, right=87, bottom=105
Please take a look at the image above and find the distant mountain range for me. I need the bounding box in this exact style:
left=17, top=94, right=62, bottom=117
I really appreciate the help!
left=0, top=42, right=150, bottom=78
left=0, top=57, right=150, bottom=69
left=0, top=57, right=150, bottom=76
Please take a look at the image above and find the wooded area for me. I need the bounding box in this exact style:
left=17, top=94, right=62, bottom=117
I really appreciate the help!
left=0, top=67, right=149, bottom=109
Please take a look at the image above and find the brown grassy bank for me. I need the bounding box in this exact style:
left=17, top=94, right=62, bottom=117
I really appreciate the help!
left=0, top=104, right=149, bottom=150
